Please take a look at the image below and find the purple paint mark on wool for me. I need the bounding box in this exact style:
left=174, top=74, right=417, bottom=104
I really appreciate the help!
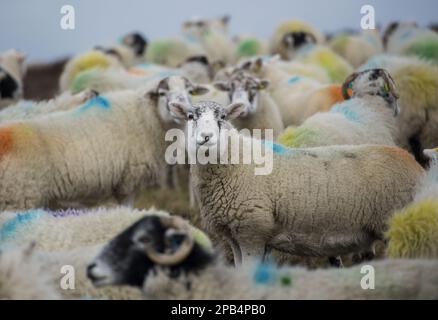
left=47, top=208, right=92, bottom=218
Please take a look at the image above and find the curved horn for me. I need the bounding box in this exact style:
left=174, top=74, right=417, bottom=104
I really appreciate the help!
left=341, top=72, right=361, bottom=100
left=144, top=216, right=194, bottom=266
left=380, top=69, right=399, bottom=99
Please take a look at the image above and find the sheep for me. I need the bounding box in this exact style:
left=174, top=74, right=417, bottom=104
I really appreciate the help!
left=0, top=89, right=98, bottom=122
left=59, top=49, right=123, bottom=92
left=384, top=22, right=438, bottom=64
left=235, top=56, right=344, bottom=126
left=0, top=208, right=212, bottom=300
left=70, top=56, right=213, bottom=94
left=278, top=69, right=400, bottom=148
left=0, top=49, right=26, bottom=109
left=386, top=148, right=438, bottom=259
left=0, top=76, right=208, bottom=211
left=211, top=70, right=284, bottom=139
left=270, top=20, right=325, bottom=60
left=359, top=54, right=438, bottom=165
left=146, top=37, right=206, bottom=68
left=280, top=31, right=354, bottom=83
left=167, top=100, right=424, bottom=266
left=329, top=30, right=383, bottom=68
left=88, top=215, right=438, bottom=299
left=0, top=243, right=61, bottom=299
left=181, top=15, right=236, bottom=65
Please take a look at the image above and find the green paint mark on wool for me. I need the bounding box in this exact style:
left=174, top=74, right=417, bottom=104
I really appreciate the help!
left=0, top=209, right=44, bottom=241
left=70, top=67, right=100, bottom=93
left=237, top=39, right=261, bottom=57
left=406, top=37, right=438, bottom=64
left=278, top=126, right=319, bottom=148
left=330, top=34, right=349, bottom=53
left=146, top=40, right=173, bottom=64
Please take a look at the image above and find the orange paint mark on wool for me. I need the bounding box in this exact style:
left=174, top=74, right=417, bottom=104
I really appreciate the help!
left=327, top=85, right=345, bottom=104
left=128, top=67, right=146, bottom=76
left=0, top=127, right=14, bottom=158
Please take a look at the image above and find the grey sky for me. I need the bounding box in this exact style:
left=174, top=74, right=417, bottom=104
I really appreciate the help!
left=1, top=0, right=437, bottom=62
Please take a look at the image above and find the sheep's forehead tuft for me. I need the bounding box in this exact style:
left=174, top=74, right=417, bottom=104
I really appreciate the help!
left=192, top=101, right=225, bottom=119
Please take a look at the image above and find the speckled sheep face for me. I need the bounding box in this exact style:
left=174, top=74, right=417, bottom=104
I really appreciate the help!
left=151, top=76, right=209, bottom=124
left=346, top=69, right=400, bottom=115
left=282, top=31, right=317, bottom=59
left=169, top=101, right=245, bottom=159
left=213, top=71, right=269, bottom=117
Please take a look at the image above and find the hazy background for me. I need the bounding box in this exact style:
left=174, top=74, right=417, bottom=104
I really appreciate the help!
left=1, top=0, right=437, bottom=62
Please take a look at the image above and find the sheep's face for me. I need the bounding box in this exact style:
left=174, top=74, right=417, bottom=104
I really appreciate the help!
left=0, top=66, right=21, bottom=100
left=282, top=31, right=317, bottom=59
left=169, top=101, right=245, bottom=159
left=179, top=55, right=213, bottom=83
left=87, top=216, right=211, bottom=289
left=343, top=69, right=400, bottom=115
left=148, top=76, right=208, bottom=124
left=121, top=32, right=148, bottom=57
left=182, top=15, right=230, bottom=38
left=213, top=71, right=269, bottom=117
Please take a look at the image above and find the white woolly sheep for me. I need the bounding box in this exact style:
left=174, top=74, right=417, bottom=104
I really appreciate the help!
left=59, top=49, right=123, bottom=92
left=0, top=89, right=98, bottom=122
left=70, top=56, right=213, bottom=94
left=181, top=15, right=236, bottom=65
left=384, top=22, right=438, bottom=64
left=278, top=68, right=400, bottom=148
left=329, top=30, right=383, bottom=68
left=169, top=100, right=424, bottom=265
left=0, top=76, right=208, bottom=211
left=360, top=54, right=438, bottom=165
left=211, top=70, right=284, bottom=139
left=235, top=57, right=344, bottom=126
left=0, top=49, right=26, bottom=109
left=88, top=215, right=438, bottom=299
left=277, top=30, right=353, bottom=83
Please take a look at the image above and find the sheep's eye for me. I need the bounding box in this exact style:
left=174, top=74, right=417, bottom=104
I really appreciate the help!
left=136, top=235, right=152, bottom=244
left=220, top=114, right=226, bottom=120
left=188, top=113, right=194, bottom=120
left=158, top=91, right=166, bottom=97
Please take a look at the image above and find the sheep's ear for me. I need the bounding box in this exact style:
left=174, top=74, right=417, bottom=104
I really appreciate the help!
left=225, top=102, right=245, bottom=120
left=146, top=89, right=159, bottom=101
left=213, top=81, right=230, bottom=92
left=240, top=61, right=252, bottom=70
left=169, top=102, right=189, bottom=119
left=257, top=79, right=270, bottom=90
left=190, top=85, right=209, bottom=96
left=254, top=58, right=263, bottom=72
left=221, top=15, right=231, bottom=26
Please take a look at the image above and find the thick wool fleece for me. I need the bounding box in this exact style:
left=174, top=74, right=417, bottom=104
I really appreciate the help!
left=0, top=245, right=61, bottom=300
left=0, top=90, right=95, bottom=122
left=0, top=89, right=173, bottom=211
left=278, top=95, right=398, bottom=148
left=386, top=162, right=438, bottom=259
left=0, top=207, right=169, bottom=250
left=192, top=133, right=424, bottom=261
left=360, top=55, right=438, bottom=150
left=143, top=258, right=438, bottom=299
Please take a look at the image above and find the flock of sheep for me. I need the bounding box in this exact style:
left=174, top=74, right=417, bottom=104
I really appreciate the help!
left=1, top=16, right=438, bottom=300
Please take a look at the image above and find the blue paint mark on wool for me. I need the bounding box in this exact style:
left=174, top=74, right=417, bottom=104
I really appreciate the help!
left=253, top=260, right=276, bottom=284
left=331, top=102, right=362, bottom=123
left=0, top=210, right=44, bottom=241
left=78, top=95, right=110, bottom=112
left=287, top=75, right=303, bottom=84
left=262, top=140, right=294, bottom=155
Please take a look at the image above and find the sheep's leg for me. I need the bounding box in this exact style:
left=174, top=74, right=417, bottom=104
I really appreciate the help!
left=227, top=237, right=242, bottom=266
left=119, top=194, right=136, bottom=208
left=328, top=256, right=344, bottom=268
left=238, top=239, right=267, bottom=265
